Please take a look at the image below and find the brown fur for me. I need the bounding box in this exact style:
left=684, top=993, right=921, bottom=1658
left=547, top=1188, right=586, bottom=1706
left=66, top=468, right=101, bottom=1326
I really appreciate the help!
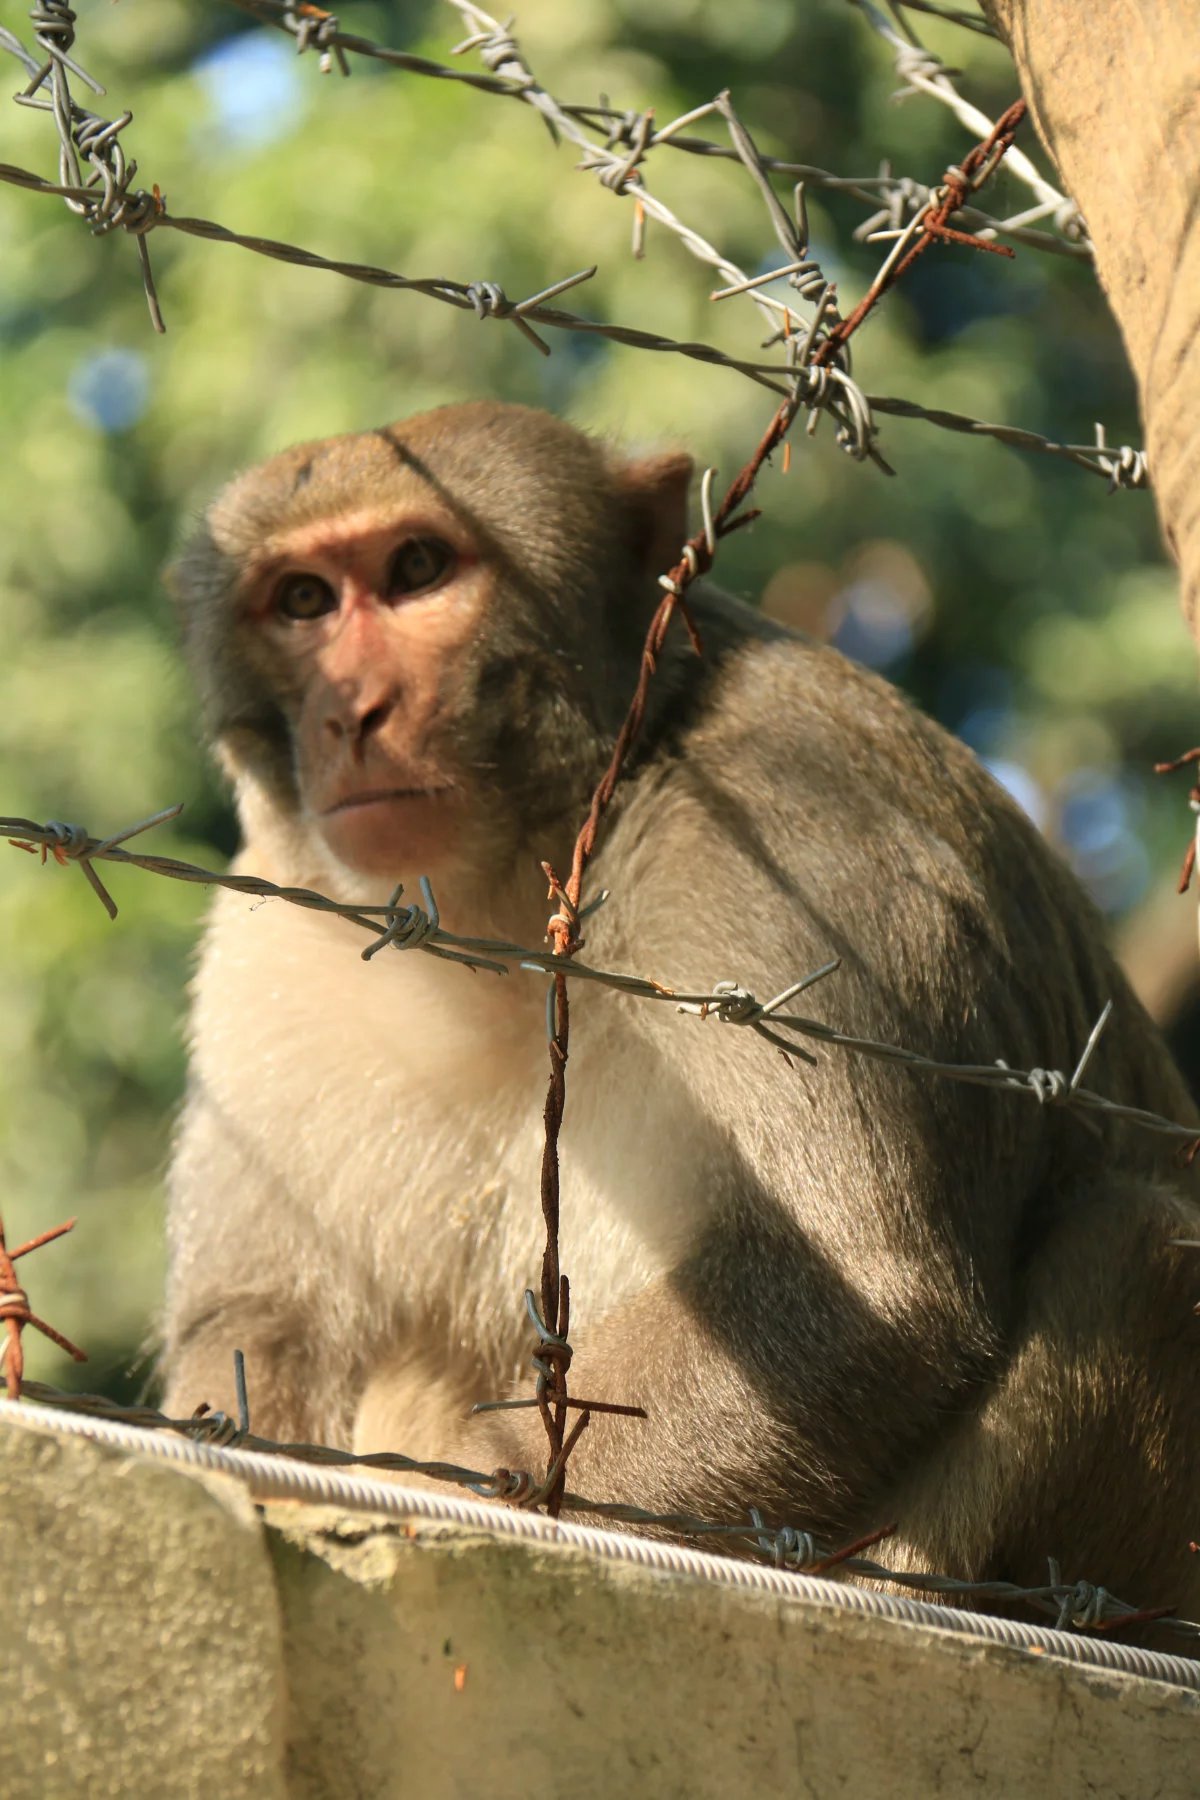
left=164, top=402, right=1200, bottom=1638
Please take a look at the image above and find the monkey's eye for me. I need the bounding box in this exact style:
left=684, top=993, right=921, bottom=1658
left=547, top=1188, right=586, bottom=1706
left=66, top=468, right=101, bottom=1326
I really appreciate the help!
left=274, top=573, right=338, bottom=621
left=387, top=537, right=454, bottom=597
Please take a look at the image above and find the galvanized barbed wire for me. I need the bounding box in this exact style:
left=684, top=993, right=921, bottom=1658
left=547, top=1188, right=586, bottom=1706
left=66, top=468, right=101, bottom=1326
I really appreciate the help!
left=221, top=0, right=1111, bottom=482
left=5, top=2, right=165, bottom=329
left=889, top=0, right=998, bottom=36
left=0, top=9, right=1142, bottom=481
left=15, top=1378, right=1197, bottom=1641
left=473, top=0, right=1081, bottom=269
left=0, top=153, right=799, bottom=394
left=703, top=92, right=892, bottom=473
left=443, top=0, right=847, bottom=408
left=6, top=810, right=1198, bottom=1154
left=0, top=1212, right=86, bottom=1401
left=864, top=401, right=1150, bottom=488
left=230, top=0, right=1076, bottom=262
left=233, top=0, right=826, bottom=354
left=850, top=0, right=1090, bottom=245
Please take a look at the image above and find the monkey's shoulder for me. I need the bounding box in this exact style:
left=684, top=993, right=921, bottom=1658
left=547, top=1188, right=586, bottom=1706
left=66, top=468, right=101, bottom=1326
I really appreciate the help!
left=665, top=610, right=1030, bottom=867
left=607, top=610, right=1145, bottom=1080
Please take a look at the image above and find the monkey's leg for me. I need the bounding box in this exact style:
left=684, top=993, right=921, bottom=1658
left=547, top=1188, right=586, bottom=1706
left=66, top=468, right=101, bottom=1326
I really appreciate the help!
left=353, top=1355, right=485, bottom=1466
left=459, top=1233, right=941, bottom=1534
left=162, top=1300, right=356, bottom=1448
left=878, top=1178, right=1200, bottom=1634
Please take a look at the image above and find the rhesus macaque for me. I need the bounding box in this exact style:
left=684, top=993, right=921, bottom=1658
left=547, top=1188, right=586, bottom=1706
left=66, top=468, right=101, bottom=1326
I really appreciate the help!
left=165, top=401, right=1200, bottom=1629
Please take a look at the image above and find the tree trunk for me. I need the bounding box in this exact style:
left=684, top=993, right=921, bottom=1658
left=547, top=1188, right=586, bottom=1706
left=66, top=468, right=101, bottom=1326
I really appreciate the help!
left=982, top=1, right=1200, bottom=638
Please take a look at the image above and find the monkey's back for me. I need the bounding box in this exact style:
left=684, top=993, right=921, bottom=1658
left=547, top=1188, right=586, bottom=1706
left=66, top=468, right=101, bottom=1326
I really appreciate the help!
left=586, top=598, right=1197, bottom=1375
left=568, top=605, right=1200, bottom=1615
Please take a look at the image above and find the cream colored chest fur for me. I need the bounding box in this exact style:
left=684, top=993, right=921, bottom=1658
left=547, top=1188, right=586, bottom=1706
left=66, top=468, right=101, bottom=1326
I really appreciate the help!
left=173, top=884, right=704, bottom=1373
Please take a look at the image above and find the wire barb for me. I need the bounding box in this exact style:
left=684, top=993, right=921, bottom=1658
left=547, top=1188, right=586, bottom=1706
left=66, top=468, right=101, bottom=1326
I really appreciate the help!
left=0, top=1212, right=85, bottom=1400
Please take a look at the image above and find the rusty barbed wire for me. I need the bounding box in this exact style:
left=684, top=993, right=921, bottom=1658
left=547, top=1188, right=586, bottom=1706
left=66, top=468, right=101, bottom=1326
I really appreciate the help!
left=14, top=1378, right=1198, bottom=1643
left=0, top=5, right=1142, bottom=483
left=811, top=98, right=1026, bottom=370
left=231, top=0, right=1074, bottom=262
left=521, top=384, right=826, bottom=1498
left=845, top=162, right=1087, bottom=262
left=0, top=1213, right=85, bottom=1401
left=520, top=97, right=1030, bottom=1489
left=6, top=809, right=1197, bottom=1147
left=850, top=0, right=1089, bottom=245
left=1155, top=752, right=1200, bottom=895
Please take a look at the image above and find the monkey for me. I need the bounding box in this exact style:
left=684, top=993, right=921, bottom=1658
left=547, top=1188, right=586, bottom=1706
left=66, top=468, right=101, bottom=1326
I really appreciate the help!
left=164, top=400, right=1200, bottom=1634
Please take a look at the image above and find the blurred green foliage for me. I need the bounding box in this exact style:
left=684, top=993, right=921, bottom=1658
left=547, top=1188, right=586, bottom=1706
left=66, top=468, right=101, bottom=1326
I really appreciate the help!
left=0, top=0, right=1193, bottom=1399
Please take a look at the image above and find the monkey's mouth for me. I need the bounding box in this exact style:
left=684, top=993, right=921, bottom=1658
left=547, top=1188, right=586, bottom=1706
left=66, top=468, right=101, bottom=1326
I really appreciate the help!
left=323, top=785, right=455, bottom=815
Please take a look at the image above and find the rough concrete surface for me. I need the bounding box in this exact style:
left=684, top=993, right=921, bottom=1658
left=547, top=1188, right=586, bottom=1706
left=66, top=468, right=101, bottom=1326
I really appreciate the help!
left=4, top=1411, right=1199, bottom=1799
left=267, top=1505, right=1200, bottom=1800
left=1, top=1415, right=287, bottom=1800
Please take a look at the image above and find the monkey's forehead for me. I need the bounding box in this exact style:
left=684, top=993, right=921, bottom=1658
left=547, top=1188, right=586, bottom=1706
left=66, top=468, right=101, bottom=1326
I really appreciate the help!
left=210, top=403, right=615, bottom=542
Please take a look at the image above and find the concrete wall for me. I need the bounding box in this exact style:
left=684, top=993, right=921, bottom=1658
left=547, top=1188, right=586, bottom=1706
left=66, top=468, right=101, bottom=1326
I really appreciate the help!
left=3, top=1409, right=1197, bottom=1799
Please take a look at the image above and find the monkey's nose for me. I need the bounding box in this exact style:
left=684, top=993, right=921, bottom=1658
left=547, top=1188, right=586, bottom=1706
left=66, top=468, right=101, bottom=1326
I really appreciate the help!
left=322, top=690, right=398, bottom=745
left=354, top=697, right=394, bottom=744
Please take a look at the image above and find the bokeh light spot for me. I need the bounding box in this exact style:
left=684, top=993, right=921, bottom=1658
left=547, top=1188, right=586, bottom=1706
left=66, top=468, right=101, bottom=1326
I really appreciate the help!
left=193, top=32, right=304, bottom=150
left=68, top=349, right=150, bottom=434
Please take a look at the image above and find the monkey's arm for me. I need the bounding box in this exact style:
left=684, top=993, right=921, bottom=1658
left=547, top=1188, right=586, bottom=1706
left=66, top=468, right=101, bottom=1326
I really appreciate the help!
left=162, top=1082, right=361, bottom=1447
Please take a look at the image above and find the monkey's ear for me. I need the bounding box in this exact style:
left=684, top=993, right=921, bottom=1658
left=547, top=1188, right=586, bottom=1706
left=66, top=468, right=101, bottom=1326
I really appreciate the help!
left=616, top=451, right=694, bottom=579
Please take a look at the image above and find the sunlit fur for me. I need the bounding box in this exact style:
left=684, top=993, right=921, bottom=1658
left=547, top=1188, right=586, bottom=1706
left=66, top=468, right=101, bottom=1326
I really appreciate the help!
left=165, top=403, right=1200, bottom=1639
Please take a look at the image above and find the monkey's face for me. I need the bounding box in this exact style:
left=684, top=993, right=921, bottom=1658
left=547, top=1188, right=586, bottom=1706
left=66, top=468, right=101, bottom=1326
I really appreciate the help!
left=225, top=498, right=485, bottom=881
left=171, top=403, right=693, bottom=891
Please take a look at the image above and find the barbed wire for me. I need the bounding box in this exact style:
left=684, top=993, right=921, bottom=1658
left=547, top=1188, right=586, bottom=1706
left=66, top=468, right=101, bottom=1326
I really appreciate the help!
left=236, top=0, right=1138, bottom=481
left=230, top=0, right=1074, bottom=260
left=849, top=0, right=1089, bottom=244
left=5, top=809, right=1197, bottom=1154
left=864, top=404, right=1148, bottom=488
left=0, top=151, right=798, bottom=393
left=0, top=0, right=1175, bottom=1629
left=844, top=163, right=1089, bottom=262
left=0, top=1212, right=85, bottom=1401
left=888, top=0, right=999, bottom=37
left=0, top=4, right=1143, bottom=484
left=0, top=4, right=165, bottom=327
left=811, top=99, right=1025, bottom=364
left=15, top=1377, right=1196, bottom=1643
left=1155, top=751, right=1200, bottom=894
